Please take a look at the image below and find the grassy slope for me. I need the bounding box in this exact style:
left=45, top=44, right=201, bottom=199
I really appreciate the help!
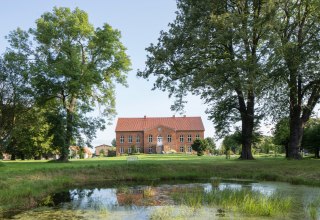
left=0, top=155, right=319, bottom=216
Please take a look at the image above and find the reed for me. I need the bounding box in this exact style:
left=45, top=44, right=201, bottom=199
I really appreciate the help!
left=172, top=187, right=293, bottom=217
left=307, top=198, right=320, bottom=220
left=143, top=186, right=156, bottom=198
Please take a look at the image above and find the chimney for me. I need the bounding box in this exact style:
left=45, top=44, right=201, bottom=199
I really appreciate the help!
left=173, top=115, right=175, bottom=118
left=183, top=115, right=186, bottom=117
left=144, top=115, right=146, bottom=119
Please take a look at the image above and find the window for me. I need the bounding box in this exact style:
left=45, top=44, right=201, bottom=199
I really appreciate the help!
left=180, top=146, right=184, bottom=152
left=148, top=147, right=153, bottom=153
left=167, top=134, right=172, bottom=142
left=148, top=134, right=153, bottom=143
left=128, top=135, right=132, bottom=143
left=128, top=147, right=132, bottom=154
left=196, top=134, right=200, bottom=139
left=120, top=136, right=124, bottom=143
left=180, top=135, right=184, bottom=143
left=136, top=135, right=140, bottom=143
left=120, top=147, right=124, bottom=154
left=188, top=146, right=192, bottom=152
left=187, top=134, right=192, bottom=143
left=136, top=147, right=140, bottom=153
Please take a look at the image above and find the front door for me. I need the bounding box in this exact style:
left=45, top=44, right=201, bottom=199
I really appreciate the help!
left=157, top=135, right=163, bottom=146
left=157, top=136, right=163, bottom=153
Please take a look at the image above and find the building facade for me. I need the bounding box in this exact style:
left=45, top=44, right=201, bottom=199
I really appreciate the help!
left=115, top=116, right=205, bottom=155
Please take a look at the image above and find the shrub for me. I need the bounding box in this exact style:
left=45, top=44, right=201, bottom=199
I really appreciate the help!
left=191, top=139, right=209, bottom=156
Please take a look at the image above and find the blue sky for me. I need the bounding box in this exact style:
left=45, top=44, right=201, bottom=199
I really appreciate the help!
left=0, top=0, right=222, bottom=146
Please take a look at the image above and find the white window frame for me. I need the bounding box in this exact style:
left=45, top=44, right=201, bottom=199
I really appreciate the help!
left=136, top=147, right=140, bottom=153
left=120, top=136, right=124, bottom=143
left=120, top=147, right=124, bottom=154
left=128, top=135, right=132, bottom=143
left=180, top=146, right=184, bottom=152
left=167, top=134, right=172, bottom=142
left=148, top=134, right=153, bottom=143
left=148, top=147, right=153, bottom=153
left=128, top=147, right=132, bottom=154
left=136, top=135, right=140, bottom=143
left=188, top=146, right=192, bottom=152
left=196, top=134, right=200, bottom=139
left=187, top=134, right=192, bottom=143
left=180, top=135, right=184, bottom=143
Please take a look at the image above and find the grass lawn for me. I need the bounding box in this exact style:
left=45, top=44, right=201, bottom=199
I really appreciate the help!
left=0, top=154, right=319, bottom=217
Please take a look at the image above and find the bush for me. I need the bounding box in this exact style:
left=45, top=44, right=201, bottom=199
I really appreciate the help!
left=191, top=139, right=209, bottom=156
left=107, top=150, right=116, bottom=157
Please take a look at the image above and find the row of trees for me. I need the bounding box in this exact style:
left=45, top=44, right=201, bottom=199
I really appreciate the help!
left=221, top=118, right=320, bottom=158
left=0, top=7, right=130, bottom=161
left=138, top=0, right=320, bottom=159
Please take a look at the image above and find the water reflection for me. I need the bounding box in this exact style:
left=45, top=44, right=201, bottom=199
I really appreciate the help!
left=11, top=180, right=320, bottom=220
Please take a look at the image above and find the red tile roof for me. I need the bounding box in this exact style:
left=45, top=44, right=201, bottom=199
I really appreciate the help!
left=115, top=116, right=205, bottom=132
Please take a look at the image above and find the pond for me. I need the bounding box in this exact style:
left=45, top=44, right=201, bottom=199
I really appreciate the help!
left=8, top=179, right=320, bottom=220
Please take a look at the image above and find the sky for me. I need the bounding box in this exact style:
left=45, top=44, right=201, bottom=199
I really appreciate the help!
left=0, top=0, right=275, bottom=147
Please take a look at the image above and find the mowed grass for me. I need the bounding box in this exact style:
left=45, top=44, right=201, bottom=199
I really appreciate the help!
left=0, top=154, right=319, bottom=217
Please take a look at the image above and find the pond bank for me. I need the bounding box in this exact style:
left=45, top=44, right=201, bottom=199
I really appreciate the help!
left=0, top=155, right=319, bottom=217
left=8, top=180, right=320, bottom=220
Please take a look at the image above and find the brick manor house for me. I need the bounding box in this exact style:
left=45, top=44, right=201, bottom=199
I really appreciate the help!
left=115, top=116, right=205, bottom=155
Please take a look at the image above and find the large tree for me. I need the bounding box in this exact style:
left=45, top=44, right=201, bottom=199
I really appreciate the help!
left=0, top=31, right=33, bottom=157
left=8, top=7, right=131, bottom=161
left=269, top=0, right=320, bottom=159
left=138, top=0, right=274, bottom=159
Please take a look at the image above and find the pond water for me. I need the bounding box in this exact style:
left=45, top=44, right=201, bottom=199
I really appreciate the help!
left=9, top=179, right=320, bottom=220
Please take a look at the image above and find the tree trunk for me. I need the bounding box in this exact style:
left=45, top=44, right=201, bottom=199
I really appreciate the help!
left=59, top=97, right=76, bottom=162
left=285, top=144, right=289, bottom=158
left=11, top=154, right=16, bottom=160
left=315, top=147, right=320, bottom=158
left=237, top=85, right=255, bottom=160
left=288, top=105, right=303, bottom=159
left=240, top=113, right=254, bottom=160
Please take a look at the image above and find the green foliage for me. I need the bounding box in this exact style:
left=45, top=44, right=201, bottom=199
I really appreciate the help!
left=191, top=139, right=209, bottom=156
left=266, top=1, right=320, bottom=159
left=302, top=118, right=320, bottom=158
left=255, top=136, right=274, bottom=154
left=4, top=107, right=54, bottom=160
left=205, top=137, right=216, bottom=154
left=222, top=131, right=242, bottom=154
left=99, top=149, right=105, bottom=157
left=273, top=118, right=290, bottom=148
left=0, top=45, right=33, bottom=156
left=138, top=0, right=277, bottom=160
left=111, top=138, right=116, bottom=147
left=5, top=7, right=131, bottom=161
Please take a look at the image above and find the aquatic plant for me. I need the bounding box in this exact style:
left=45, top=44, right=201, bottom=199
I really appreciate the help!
left=306, top=198, right=320, bottom=220
left=143, top=186, right=156, bottom=198
left=117, top=185, right=130, bottom=194
left=211, top=178, right=221, bottom=188
left=172, top=187, right=293, bottom=217
left=149, top=206, right=174, bottom=220
left=171, top=187, right=204, bottom=211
